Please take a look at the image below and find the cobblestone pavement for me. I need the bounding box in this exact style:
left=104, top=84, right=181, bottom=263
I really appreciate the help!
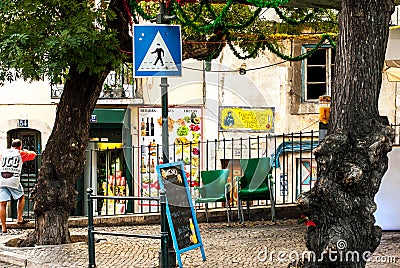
left=0, top=220, right=399, bottom=267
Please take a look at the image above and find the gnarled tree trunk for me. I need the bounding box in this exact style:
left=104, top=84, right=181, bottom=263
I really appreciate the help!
left=30, top=66, right=110, bottom=245
left=25, top=0, right=128, bottom=246
left=298, top=1, right=395, bottom=267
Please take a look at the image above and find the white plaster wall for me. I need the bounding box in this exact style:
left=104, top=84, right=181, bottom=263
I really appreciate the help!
left=383, top=27, right=400, bottom=125
left=204, top=40, right=295, bottom=141
left=380, top=75, right=397, bottom=124
left=0, top=77, right=56, bottom=150
left=386, top=27, right=400, bottom=60
left=0, top=78, right=54, bottom=104
left=0, top=104, right=56, bottom=150
left=141, top=59, right=204, bottom=106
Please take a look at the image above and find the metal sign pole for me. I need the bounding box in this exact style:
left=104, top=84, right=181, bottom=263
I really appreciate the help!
left=161, top=77, right=169, bottom=164
left=157, top=2, right=176, bottom=267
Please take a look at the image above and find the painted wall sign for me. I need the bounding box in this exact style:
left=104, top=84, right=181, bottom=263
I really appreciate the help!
left=219, top=106, right=275, bottom=132
left=156, top=161, right=206, bottom=267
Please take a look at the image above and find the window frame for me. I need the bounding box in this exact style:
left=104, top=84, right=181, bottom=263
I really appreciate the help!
left=302, top=45, right=335, bottom=102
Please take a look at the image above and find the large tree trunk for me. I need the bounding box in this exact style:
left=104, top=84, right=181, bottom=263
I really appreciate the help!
left=25, top=0, right=128, bottom=246
left=298, top=1, right=395, bottom=267
left=29, top=67, right=109, bottom=245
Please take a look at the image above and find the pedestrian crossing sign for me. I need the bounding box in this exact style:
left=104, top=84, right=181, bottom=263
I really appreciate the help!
left=133, top=25, right=182, bottom=77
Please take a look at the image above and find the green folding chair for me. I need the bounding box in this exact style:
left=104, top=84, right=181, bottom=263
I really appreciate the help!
left=195, top=169, right=231, bottom=224
left=236, top=157, right=275, bottom=223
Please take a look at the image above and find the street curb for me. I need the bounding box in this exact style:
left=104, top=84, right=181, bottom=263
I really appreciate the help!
left=0, top=250, right=28, bottom=267
left=0, top=204, right=302, bottom=267
left=0, top=250, right=54, bottom=268
left=7, top=204, right=301, bottom=229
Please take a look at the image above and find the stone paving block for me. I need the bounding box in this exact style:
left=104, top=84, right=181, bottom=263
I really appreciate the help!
left=0, top=250, right=27, bottom=267
left=0, top=218, right=399, bottom=267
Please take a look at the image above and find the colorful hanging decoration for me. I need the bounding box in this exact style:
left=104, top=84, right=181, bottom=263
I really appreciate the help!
left=129, top=0, right=337, bottom=61
left=274, top=7, right=321, bottom=25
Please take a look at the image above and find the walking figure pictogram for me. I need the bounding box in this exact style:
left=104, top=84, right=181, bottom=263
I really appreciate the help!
left=152, top=43, right=164, bottom=66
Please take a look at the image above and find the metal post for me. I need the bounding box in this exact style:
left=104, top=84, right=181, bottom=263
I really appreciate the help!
left=160, top=189, right=169, bottom=268
left=156, top=2, right=176, bottom=266
left=161, top=77, right=169, bottom=164
left=87, top=188, right=96, bottom=268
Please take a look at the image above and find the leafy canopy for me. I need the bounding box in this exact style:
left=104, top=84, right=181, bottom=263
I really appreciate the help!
left=131, top=1, right=338, bottom=60
left=0, top=0, right=122, bottom=85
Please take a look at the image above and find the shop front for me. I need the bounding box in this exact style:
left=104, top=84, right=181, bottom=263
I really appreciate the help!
left=81, top=108, right=132, bottom=216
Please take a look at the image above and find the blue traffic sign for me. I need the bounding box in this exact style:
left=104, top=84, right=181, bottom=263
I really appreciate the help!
left=133, top=25, right=182, bottom=77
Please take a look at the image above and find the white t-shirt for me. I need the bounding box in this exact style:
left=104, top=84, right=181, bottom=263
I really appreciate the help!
left=0, top=148, right=23, bottom=189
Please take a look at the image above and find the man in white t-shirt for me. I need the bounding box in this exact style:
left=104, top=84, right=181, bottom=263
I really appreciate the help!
left=0, top=139, right=36, bottom=234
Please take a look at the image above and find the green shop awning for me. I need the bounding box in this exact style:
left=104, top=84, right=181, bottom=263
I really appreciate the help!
left=91, top=108, right=126, bottom=124
left=89, top=109, right=127, bottom=142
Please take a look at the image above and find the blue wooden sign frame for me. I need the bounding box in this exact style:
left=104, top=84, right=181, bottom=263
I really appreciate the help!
left=156, top=161, right=206, bottom=267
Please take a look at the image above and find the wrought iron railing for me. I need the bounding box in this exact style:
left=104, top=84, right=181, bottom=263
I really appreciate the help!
left=90, top=131, right=320, bottom=216
left=17, top=125, right=400, bottom=220
left=87, top=188, right=169, bottom=268
left=50, top=63, right=137, bottom=99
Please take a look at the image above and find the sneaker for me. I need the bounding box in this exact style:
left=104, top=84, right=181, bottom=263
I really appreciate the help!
left=1, top=231, right=8, bottom=236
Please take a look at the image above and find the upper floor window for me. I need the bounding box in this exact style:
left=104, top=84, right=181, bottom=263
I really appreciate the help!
left=303, top=46, right=336, bottom=101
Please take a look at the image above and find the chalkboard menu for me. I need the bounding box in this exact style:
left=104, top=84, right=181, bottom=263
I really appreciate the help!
left=156, top=162, right=206, bottom=267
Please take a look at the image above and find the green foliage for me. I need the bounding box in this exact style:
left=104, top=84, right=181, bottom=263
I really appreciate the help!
left=129, top=1, right=338, bottom=60
left=151, top=1, right=337, bottom=60
left=0, top=0, right=122, bottom=85
left=130, top=0, right=158, bottom=22
left=0, top=0, right=339, bottom=83
left=273, top=7, right=338, bottom=35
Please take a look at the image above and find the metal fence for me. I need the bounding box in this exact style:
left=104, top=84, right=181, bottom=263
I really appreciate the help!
left=87, top=188, right=169, bottom=268
left=84, top=130, right=320, bottom=217
left=16, top=125, right=400, bottom=220
left=51, top=63, right=137, bottom=99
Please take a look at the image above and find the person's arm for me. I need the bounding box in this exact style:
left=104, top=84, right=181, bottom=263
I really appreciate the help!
left=19, top=150, right=37, bottom=162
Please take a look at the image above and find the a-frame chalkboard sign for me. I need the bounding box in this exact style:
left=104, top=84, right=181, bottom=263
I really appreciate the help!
left=156, top=161, right=206, bottom=267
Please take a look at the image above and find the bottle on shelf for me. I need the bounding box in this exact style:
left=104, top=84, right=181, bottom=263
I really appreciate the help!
left=149, top=139, right=157, bottom=156
left=140, top=118, right=146, bottom=136
left=140, top=157, right=147, bottom=173
left=150, top=117, right=155, bottom=136
left=150, top=158, right=155, bottom=173
left=145, top=118, right=150, bottom=136
left=141, top=137, right=146, bottom=155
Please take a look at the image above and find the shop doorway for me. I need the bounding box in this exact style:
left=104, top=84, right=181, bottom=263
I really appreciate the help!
left=96, top=145, right=131, bottom=215
left=7, top=129, right=41, bottom=219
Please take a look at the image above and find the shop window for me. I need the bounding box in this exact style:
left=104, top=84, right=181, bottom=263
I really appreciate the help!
left=303, top=46, right=336, bottom=101
left=97, top=147, right=128, bottom=215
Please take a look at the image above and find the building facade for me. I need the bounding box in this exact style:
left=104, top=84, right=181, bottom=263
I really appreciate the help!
left=1, top=23, right=399, bottom=217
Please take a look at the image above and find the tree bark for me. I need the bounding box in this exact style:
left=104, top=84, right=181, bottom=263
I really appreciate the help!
left=30, top=66, right=110, bottom=245
left=25, top=0, right=128, bottom=246
left=298, top=1, right=395, bottom=267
